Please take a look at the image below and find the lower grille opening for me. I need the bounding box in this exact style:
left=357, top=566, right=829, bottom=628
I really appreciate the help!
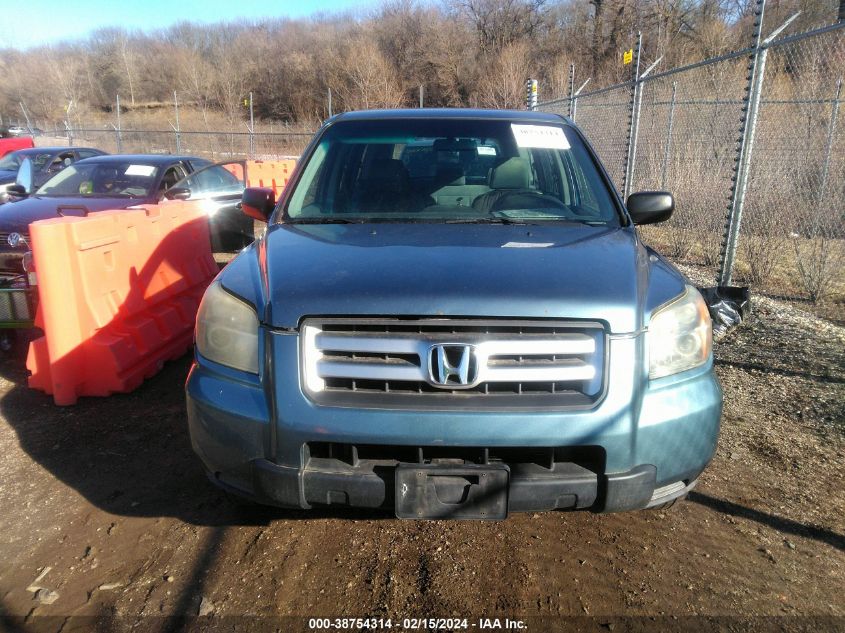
left=306, top=442, right=605, bottom=472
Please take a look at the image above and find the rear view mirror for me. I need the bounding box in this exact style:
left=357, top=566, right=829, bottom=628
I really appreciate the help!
left=242, top=187, right=275, bottom=222
left=14, top=157, right=34, bottom=196
left=626, top=191, right=674, bottom=225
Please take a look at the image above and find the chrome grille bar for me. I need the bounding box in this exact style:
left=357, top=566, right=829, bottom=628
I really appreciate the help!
left=302, top=319, right=603, bottom=401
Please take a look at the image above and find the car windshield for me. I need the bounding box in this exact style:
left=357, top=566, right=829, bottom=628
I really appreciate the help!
left=36, top=162, right=159, bottom=198
left=0, top=151, right=52, bottom=171
left=285, top=118, right=619, bottom=224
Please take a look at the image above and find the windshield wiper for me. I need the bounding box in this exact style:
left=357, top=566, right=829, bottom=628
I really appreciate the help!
left=289, top=217, right=369, bottom=224
left=445, top=217, right=529, bottom=225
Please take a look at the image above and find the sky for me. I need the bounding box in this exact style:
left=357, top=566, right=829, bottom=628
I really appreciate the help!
left=0, top=0, right=373, bottom=49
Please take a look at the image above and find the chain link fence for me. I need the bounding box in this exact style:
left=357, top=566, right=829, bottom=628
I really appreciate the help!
left=54, top=127, right=313, bottom=160
left=540, top=4, right=845, bottom=303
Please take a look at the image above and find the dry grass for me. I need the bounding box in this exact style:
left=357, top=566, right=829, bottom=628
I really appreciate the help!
left=643, top=225, right=845, bottom=318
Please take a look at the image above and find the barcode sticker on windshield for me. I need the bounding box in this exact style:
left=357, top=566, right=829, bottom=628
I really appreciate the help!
left=125, top=164, right=155, bottom=177
left=511, top=124, right=570, bottom=150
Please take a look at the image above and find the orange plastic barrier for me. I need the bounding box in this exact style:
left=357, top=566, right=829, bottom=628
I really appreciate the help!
left=26, top=202, right=218, bottom=405
left=246, top=159, right=296, bottom=197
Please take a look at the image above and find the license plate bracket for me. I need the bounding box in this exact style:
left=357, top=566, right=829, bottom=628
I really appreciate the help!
left=395, top=463, right=509, bottom=520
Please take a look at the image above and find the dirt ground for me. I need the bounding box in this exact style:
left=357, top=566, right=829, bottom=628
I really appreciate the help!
left=0, top=264, right=843, bottom=632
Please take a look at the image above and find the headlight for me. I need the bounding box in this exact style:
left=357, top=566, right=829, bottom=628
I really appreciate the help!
left=648, top=285, right=712, bottom=379
left=196, top=282, right=259, bottom=373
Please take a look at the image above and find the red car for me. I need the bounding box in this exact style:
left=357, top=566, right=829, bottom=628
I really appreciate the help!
left=0, top=136, right=35, bottom=158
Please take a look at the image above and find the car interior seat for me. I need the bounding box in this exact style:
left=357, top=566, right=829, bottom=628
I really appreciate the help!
left=472, top=157, right=534, bottom=213
left=431, top=164, right=491, bottom=208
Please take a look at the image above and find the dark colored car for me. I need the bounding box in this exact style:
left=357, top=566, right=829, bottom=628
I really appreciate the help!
left=163, top=160, right=266, bottom=252
left=0, top=153, right=212, bottom=273
left=0, top=147, right=107, bottom=202
left=0, top=154, right=212, bottom=341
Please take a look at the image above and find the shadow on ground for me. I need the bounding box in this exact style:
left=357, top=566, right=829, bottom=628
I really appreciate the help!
left=0, top=352, right=391, bottom=527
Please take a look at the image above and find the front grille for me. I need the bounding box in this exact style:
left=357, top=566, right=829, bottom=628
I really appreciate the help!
left=301, top=318, right=605, bottom=409
left=0, top=231, right=31, bottom=247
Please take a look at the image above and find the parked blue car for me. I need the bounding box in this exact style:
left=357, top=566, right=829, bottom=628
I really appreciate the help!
left=186, top=109, right=722, bottom=519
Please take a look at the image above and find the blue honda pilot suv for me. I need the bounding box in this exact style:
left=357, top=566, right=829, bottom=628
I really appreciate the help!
left=186, top=109, right=722, bottom=519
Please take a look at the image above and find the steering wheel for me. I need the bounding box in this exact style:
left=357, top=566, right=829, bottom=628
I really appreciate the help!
left=488, top=190, right=569, bottom=212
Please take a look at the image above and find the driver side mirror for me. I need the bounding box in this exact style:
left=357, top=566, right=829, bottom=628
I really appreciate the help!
left=626, top=191, right=674, bottom=225
left=242, top=187, right=275, bottom=222
left=6, top=184, right=27, bottom=197
left=164, top=186, right=191, bottom=201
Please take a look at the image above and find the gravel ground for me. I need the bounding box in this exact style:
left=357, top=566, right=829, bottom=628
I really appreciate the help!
left=0, top=270, right=842, bottom=632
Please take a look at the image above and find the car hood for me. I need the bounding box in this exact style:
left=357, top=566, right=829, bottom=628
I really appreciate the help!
left=0, top=195, right=147, bottom=232
left=222, top=223, right=688, bottom=335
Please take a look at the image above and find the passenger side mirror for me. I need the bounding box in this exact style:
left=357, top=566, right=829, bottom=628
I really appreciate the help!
left=626, top=191, right=674, bottom=225
left=164, top=186, right=191, bottom=201
left=242, top=187, right=275, bottom=222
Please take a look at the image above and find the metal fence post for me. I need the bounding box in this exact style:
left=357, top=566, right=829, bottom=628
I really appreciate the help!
left=567, top=64, right=575, bottom=118
left=571, top=78, right=590, bottom=121
left=627, top=54, right=662, bottom=195
left=115, top=94, right=122, bottom=153
left=719, top=0, right=767, bottom=286
left=249, top=91, right=255, bottom=158
left=660, top=81, right=677, bottom=189
left=622, top=32, right=642, bottom=200
left=174, top=91, right=182, bottom=153
left=718, top=1, right=801, bottom=285
left=818, top=78, right=842, bottom=204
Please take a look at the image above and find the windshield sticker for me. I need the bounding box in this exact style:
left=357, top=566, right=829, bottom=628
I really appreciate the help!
left=511, top=124, right=571, bottom=150
left=124, top=164, right=156, bottom=177
left=502, top=241, right=554, bottom=248
left=477, top=146, right=497, bottom=156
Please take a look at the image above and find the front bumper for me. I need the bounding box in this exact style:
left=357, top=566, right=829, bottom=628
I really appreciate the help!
left=209, top=458, right=695, bottom=514
left=186, top=332, right=721, bottom=516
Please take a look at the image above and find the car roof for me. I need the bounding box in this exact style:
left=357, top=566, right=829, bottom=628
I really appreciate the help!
left=329, top=108, right=571, bottom=124
left=16, top=146, right=101, bottom=155
left=74, top=154, right=201, bottom=166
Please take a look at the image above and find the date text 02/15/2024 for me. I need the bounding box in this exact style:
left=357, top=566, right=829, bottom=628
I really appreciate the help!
left=307, top=618, right=527, bottom=630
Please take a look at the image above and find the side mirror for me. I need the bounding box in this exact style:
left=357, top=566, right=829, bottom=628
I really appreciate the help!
left=6, top=184, right=27, bottom=197
left=14, top=157, right=34, bottom=196
left=164, top=186, right=191, bottom=201
left=242, top=187, right=275, bottom=222
left=626, top=191, right=674, bottom=225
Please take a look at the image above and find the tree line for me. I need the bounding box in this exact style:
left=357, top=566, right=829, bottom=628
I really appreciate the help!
left=0, top=0, right=837, bottom=127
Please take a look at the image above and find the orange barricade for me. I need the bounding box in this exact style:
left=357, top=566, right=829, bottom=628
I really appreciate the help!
left=26, top=202, right=218, bottom=405
left=245, top=159, right=296, bottom=197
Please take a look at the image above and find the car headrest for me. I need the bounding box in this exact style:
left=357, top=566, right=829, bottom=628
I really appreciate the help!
left=490, top=158, right=530, bottom=189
